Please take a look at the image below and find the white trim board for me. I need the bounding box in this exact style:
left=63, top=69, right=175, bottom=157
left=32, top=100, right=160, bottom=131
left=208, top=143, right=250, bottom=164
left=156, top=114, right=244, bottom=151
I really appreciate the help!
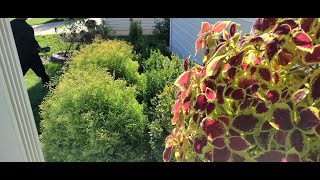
left=0, top=18, right=44, bottom=162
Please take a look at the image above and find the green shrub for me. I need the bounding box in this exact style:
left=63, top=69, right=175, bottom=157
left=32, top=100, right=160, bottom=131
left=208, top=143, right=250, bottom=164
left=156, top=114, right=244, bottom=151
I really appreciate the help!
left=143, top=50, right=194, bottom=106
left=153, top=18, right=170, bottom=47
left=148, top=85, right=177, bottom=161
left=128, top=18, right=144, bottom=46
left=68, top=38, right=146, bottom=100
left=40, top=65, right=148, bottom=162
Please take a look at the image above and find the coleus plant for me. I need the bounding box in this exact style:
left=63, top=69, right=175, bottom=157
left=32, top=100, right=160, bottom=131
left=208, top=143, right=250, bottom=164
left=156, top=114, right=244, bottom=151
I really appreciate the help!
left=163, top=18, right=320, bottom=162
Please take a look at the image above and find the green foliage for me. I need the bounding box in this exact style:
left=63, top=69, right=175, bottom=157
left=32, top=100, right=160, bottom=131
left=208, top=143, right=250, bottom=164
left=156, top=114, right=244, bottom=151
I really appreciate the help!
left=153, top=18, right=170, bottom=47
left=40, top=65, right=147, bottom=161
left=143, top=50, right=185, bottom=106
left=68, top=38, right=146, bottom=98
left=24, top=62, right=63, bottom=133
left=164, top=18, right=320, bottom=162
left=128, top=18, right=144, bottom=46
left=148, top=85, right=177, bottom=161
left=36, top=34, right=78, bottom=59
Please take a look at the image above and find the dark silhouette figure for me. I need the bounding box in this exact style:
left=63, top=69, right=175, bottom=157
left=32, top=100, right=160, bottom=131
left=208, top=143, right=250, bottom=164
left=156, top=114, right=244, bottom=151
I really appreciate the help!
left=10, top=18, right=50, bottom=86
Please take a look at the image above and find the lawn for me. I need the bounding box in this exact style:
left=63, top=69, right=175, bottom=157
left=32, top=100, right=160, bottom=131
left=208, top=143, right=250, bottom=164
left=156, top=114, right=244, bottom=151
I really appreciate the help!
left=9, top=18, right=63, bottom=26
left=35, top=34, right=77, bottom=59
left=24, top=62, right=63, bottom=134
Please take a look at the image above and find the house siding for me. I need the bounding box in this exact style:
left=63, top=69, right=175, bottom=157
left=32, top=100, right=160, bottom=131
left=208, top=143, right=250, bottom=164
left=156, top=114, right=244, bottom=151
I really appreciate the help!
left=170, top=18, right=256, bottom=64
left=102, top=18, right=163, bottom=36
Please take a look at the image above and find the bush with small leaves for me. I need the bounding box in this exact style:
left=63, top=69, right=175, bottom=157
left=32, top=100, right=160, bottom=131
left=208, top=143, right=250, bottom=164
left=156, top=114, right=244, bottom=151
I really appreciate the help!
left=40, top=65, right=147, bottom=162
left=148, top=85, right=177, bottom=161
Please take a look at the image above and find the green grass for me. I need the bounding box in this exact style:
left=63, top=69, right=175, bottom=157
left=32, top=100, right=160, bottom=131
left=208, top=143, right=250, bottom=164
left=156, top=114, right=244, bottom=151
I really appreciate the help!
left=9, top=18, right=63, bottom=26
left=24, top=62, right=63, bottom=134
left=35, top=34, right=77, bottom=59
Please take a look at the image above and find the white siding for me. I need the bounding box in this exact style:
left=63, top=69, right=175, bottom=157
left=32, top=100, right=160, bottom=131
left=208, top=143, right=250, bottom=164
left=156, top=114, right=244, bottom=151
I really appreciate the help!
left=0, top=18, right=44, bottom=162
left=170, top=18, right=256, bottom=64
left=103, top=18, right=163, bottom=35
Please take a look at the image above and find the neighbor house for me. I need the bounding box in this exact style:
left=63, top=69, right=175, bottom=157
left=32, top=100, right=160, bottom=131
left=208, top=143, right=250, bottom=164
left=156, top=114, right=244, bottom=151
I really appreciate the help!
left=169, top=18, right=256, bottom=64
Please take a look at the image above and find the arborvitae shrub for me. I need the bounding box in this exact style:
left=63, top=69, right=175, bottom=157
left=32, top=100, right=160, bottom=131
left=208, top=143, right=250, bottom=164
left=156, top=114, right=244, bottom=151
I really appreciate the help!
left=163, top=18, right=320, bottom=162
left=40, top=65, right=147, bottom=162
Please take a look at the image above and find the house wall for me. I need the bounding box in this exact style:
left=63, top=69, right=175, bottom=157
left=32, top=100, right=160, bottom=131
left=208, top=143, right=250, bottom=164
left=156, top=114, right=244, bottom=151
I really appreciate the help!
left=102, top=18, right=163, bottom=36
left=0, top=18, right=44, bottom=162
left=170, top=18, right=256, bottom=64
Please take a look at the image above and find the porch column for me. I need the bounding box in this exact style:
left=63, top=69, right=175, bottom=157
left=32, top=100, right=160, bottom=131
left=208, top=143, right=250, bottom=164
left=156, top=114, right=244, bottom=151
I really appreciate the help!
left=0, top=18, right=44, bottom=162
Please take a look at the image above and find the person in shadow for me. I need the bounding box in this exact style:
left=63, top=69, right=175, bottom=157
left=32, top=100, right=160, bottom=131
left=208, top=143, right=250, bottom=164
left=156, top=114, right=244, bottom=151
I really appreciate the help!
left=10, top=18, right=51, bottom=87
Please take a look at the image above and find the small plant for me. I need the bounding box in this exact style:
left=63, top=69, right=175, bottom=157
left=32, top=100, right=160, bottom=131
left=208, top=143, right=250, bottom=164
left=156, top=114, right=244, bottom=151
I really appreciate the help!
left=55, top=18, right=86, bottom=57
left=163, top=18, right=320, bottom=162
left=148, top=85, right=177, bottom=161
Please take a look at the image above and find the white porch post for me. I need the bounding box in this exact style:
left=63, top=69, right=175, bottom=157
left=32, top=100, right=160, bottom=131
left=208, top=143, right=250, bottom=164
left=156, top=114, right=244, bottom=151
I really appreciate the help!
left=0, top=18, right=44, bottom=162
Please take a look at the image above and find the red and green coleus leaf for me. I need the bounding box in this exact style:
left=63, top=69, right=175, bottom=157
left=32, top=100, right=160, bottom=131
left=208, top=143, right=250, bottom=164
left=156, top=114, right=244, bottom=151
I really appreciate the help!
left=256, top=102, right=269, bottom=114
left=309, top=69, right=320, bottom=104
left=228, top=136, right=251, bottom=151
left=292, top=31, right=313, bottom=52
left=232, top=113, right=259, bottom=133
left=274, top=130, right=289, bottom=146
left=195, top=22, right=211, bottom=54
left=201, top=118, right=226, bottom=139
left=304, top=45, right=320, bottom=64
left=301, top=18, right=316, bottom=32
left=277, top=48, right=293, bottom=66
left=202, top=79, right=216, bottom=92
left=212, top=137, right=226, bottom=149
left=297, top=107, right=320, bottom=132
left=183, top=56, right=190, bottom=71
left=254, top=150, right=286, bottom=162
left=212, top=21, right=231, bottom=33
left=285, top=148, right=301, bottom=162
left=266, top=38, right=281, bottom=61
left=240, top=98, right=253, bottom=110
left=273, top=72, right=279, bottom=84
left=163, top=133, right=179, bottom=162
left=229, top=51, right=244, bottom=67
left=163, top=146, right=173, bottom=162
left=258, top=68, right=271, bottom=82
left=266, top=90, right=280, bottom=104
left=213, top=146, right=231, bottom=162
left=289, top=129, right=308, bottom=153
left=229, top=23, right=237, bottom=37
left=206, top=54, right=229, bottom=77
left=254, top=131, right=273, bottom=150
left=252, top=18, right=277, bottom=33
left=183, top=95, right=192, bottom=112
left=238, top=77, right=258, bottom=89
left=231, top=88, right=245, bottom=100
left=227, top=67, right=237, bottom=80
left=193, top=136, right=208, bottom=154
left=172, top=100, right=181, bottom=114
left=271, top=103, right=293, bottom=131
left=206, top=102, right=216, bottom=115
left=195, top=94, right=208, bottom=111
left=205, top=88, right=216, bottom=100
left=279, top=19, right=299, bottom=30
left=174, top=70, right=194, bottom=92
left=217, top=85, right=225, bottom=104
left=292, top=88, right=309, bottom=104
left=273, top=24, right=291, bottom=35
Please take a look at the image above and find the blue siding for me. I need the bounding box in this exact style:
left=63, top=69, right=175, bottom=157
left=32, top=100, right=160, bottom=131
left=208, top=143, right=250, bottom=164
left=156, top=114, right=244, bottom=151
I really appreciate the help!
left=170, top=18, right=256, bottom=64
